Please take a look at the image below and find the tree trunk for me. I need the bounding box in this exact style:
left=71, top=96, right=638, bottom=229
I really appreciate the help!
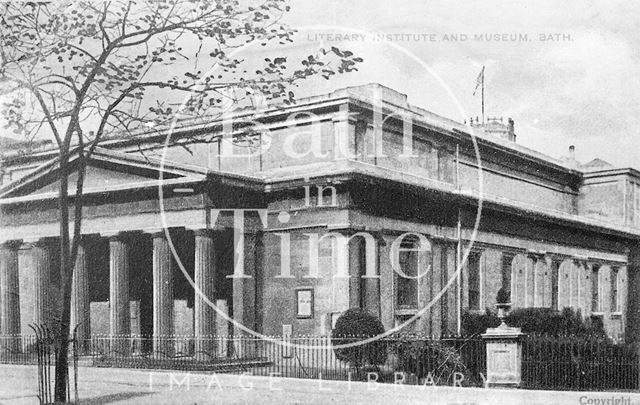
left=54, top=151, right=72, bottom=403
left=53, top=144, right=87, bottom=402
left=54, top=281, right=72, bottom=402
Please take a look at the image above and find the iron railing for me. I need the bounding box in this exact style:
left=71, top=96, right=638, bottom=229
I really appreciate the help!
left=27, top=324, right=79, bottom=405
left=81, top=334, right=486, bottom=386
left=522, top=334, right=640, bottom=391
left=0, top=334, right=39, bottom=364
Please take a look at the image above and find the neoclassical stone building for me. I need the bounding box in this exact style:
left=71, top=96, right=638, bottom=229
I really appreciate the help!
left=1, top=84, right=639, bottom=346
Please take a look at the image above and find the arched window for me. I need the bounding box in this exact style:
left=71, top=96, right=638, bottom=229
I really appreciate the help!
left=502, top=252, right=515, bottom=297
left=611, top=267, right=620, bottom=313
left=551, top=260, right=560, bottom=310
left=511, top=254, right=534, bottom=307
left=591, top=264, right=601, bottom=313
left=396, top=235, right=420, bottom=309
left=558, top=258, right=585, bottom=310
left=467, top=252, right=481, bottom=310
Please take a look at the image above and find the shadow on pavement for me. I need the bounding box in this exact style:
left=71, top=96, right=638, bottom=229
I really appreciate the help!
left=79, top=391, right=153, bottom=404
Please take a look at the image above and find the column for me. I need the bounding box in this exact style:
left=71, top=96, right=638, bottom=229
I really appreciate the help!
left=529, top=254, right=541, bottom=307
left=379, top=235, right=395, bottom=331
left=70, top=240, right=90, bottom=351
left=348, top=233, right=381, bottom=317
left=233, top=231, right=257, bottom=358
left=511, top=254, right=527, bottom=308
left=348, top=235, right=363, bottom=309
left=363, top=238, right=381, bottom=319
left=109, top=235, right=130, bottom=354
left=429, top=244, right=443, bottom=336
left=31, top=239, right=52, bottom=329
left=152, top=232, right=174, bottom=356
left=194, top=229, right=216, bottom=359
left=1, top=241, right=22, bottom=352
left=446, top=244, right=458, bottom=335
left=332, top=109, right=355, bottom=159
left=215, top=299, right=229, bottom=357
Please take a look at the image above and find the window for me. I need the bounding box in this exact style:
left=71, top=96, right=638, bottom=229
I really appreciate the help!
left=429, top=146, right=439, bottom=180
left=551, top=260, right=559, bottom=310
left=396, top=235, right=419, bottom=309
left=440, top=245, right=449, bottom=329
left=437, top=149, right=454, bottom=183
left=413, top=138, right=431, bottom=174
left=354, top=118, right=367, bottom=162
left=611, top=267, right=620, bottom=313
left=558, top=259, right=581, bottom=310
left=591, top=264, right=601, bottom=313
left=501, top=252, right=514, bottom=298
left=634, top=183, right=640, bottom=227
left=467, top=252, right=481, bottom=310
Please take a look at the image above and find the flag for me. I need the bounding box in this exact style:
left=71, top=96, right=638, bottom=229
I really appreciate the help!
left=473, top=66, right=485, bottom=96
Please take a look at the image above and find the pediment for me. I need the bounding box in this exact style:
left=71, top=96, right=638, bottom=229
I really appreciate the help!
left=0, top=147, right=207, bottom=199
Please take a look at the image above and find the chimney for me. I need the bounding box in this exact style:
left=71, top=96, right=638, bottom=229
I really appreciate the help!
left=569, top=145, right=575, bottom=160
left=507, top=118, right=515, bottom=142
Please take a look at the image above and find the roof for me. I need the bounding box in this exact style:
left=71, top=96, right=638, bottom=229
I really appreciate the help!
left=582, top=158, right=615, bottom=171
left=0, top=83, right=594, bottom=178
left=0, top=146, right=263, bottom=203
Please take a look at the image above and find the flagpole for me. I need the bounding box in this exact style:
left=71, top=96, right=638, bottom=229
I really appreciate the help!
left=455, top=145, right=462, bottom=336
left=481, top=70, right=485, bottom=124
left=456, top=207, right=462, bottom=336
left=473, top=66, right=486, bottom=124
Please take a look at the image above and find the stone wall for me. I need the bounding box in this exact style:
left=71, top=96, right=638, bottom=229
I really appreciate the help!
left=578, top=178, right=626, bottom=225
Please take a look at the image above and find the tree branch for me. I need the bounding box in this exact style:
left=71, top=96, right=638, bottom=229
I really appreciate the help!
left=31, top=85, right=62, bottom=146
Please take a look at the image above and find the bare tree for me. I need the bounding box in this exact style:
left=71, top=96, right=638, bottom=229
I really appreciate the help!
left=0, top=0, right=361, bottom=401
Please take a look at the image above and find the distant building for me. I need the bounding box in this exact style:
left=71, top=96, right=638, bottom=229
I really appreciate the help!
left=0, top=84, right=638, bottom=345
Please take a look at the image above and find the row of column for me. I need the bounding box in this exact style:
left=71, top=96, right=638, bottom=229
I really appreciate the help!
left=108, top=230, right=219, bottom=355
left=0, top=229, right=221, bottom=356
left=0, top=241, right=21, bottom=336
left=0, top=240, right=54, bottom=336
left=0, top=239, right=92, bottom=340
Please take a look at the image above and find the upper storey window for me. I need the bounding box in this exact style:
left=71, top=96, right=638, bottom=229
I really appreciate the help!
left=353, top=121, right=456, bottom=185
left=634, top=183, right=640, bottom=227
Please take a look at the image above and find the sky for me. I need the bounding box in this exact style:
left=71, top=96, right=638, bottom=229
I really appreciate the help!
left=276, top=0, right=640, bottom=168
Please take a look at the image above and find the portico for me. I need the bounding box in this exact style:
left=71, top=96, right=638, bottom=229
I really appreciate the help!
left=0, top=148, right=264, bottom=355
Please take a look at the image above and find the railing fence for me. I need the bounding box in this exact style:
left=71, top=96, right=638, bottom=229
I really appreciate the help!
left=521, top=334, right=640, bottom=391
left=2, top=332, right=639, bottom=392
left=25, top=324, right=79, bottom=405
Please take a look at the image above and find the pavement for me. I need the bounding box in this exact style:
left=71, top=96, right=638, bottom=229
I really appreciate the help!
left=1, top=364, right=640, bottom=405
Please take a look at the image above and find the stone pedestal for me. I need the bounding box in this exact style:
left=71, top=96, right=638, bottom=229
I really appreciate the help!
left=152, top=232, right=174, bottom=356
left=482, top=323, right=524, bottom=388
left=109, top=235, right=130, bottom=355
left=71, top=241, right=90, bottom=350
left=1, top=241, right=22, bottom=352
left=194, top=229, right=216, bottom=359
